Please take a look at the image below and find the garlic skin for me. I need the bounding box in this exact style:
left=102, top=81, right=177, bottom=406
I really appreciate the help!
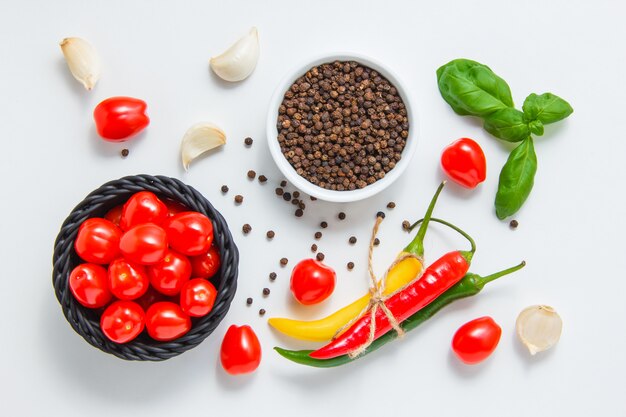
left=59, top=37, right=101, bottom=90
left=210, top=27, right=259, bottom=82
left=181, top=123, right=226, bottom=171
left=516, top=305, right=563, bottom=355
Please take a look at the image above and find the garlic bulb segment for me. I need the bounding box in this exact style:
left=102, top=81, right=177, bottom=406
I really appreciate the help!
left=59, top=37, right=101, bottom=90
left=516, top=305, right=563, bottom=355
left=210, top=27, right=259, bottom=82
left=181, top=123, right=226, bottom=171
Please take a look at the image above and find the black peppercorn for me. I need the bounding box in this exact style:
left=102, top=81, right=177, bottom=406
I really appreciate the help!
left=121, top=148, right=129, bottom=157
left=349, top=236, right=357, bottom=244
left=280, top=257, right=288, bottom=266
left=387, top=202, right=396, bottom=209
left=320, top=221, right=328, bottom=229
left=275, top=188, right=284, bottom=196
left=242, top=224, right=252, bottom=234
left=311, top=244, right=318, bottom=252
left=402, top=220, right=411, bottom=231
left=283, top=192, right=292, bottom=201
left=295, top=208, right=304, bottom=217
left=247, top=170, right=256, bottom=179
left=258, top=175, right=268, bottom=183
left=316, top=252, right=325, bottom=261
left=314, top=231, right=322, bottom=239
left=259, top=309, right=266, bottom=316
left=374, top=238, right=380, bottom=246
left=221, top=185, right=229, bottom=193
left=246, top=297, right=253, bottom=305
left=510, top=220, right=519, bottom=229
left=263, top=288, right=270, bottom=296
left=234, top=195, right=243, bottom=204
left=338, top=212, right=346, bottom=220
left=376, top=211, right=385, bottom=219
left=269, top=272, right=277, bottom=281
left=266, top=230, right=275, bottom=239
left=280, top=180, right=287, bottom=187
left=347, top=262, right=355, bottom=270
left=244, top=137, right=253, bottom=146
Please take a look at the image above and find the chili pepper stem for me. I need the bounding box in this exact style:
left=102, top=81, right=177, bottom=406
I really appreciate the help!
left=405, top=181, right=446, bottom=257
left=410, top=217, right=476, bottom=254
left=476, top=261, right=526, bottom=289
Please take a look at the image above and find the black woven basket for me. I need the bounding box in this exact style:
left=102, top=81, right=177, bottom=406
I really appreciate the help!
left=52, top=174, right=238, bottom=361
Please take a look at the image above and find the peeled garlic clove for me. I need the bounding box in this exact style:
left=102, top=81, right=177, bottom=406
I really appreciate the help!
left=210, top=27, right=259, bottom=82
left=59, top=37, right=101, bottom=90
left=516, top=305, right=562, bottom=355
left=181, top=123, right=226, bottom=171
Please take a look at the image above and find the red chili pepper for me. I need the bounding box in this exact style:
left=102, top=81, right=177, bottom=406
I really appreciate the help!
left=309, top=249, right=473, bottom=360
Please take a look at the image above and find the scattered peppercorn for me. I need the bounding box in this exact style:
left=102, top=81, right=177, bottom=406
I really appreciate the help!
left=275, top=187, right=284, bottom=196
left=316, top=252, right=325, bottom=261
left=338, top=212, right=346, bottom=220
left=320, top=221, right=328, bottom=229
left=298, top=202, right=306, bottom=210
left=242, top=224, right=252, bottom=234
left=269, top=272, right=277, bottom=281
left=266, top=230, right=275, bottom=239
left=402, top=220, right=411, bottom=231
left=291, top=198, right=299, bottom=205
left=295, top=208, right=304, bottom=217
left=247, top=170, right=256, bottom=179
left=244, top=137, right=253, bottom=146
left=311, top=244, right=318, bottom=252
left=121, top=148, right=129, bottom=158
left=387, top=202, right=396, bottom=209
left=263, top=288, right=270, bottom=296
left=283, top=192, right=292, bottom=201
left=347, top=262, right=355, bottom=270
left=280, top=180, right=287, bottom=187
left=258, top=175, right=268, bottom=183
left=246, top=297, right=253, bottom=305
left=314, top=231, right=322, bottom=239
left=293, top=191, right=300, bottom=199
left=221, top=185, right=229, bottom=193
left=376, top=211, right=385, bottom=219
left=374, top=238, right=380, bottom=246
left=310, top=196, right=318, bottom=201
left=259, top=309, right=266, bottom=316
left=510, top=220, right=519, bottom=229
left=234, top=195, right=243, bottom=204
left=349, top=236, right=357, bottom=244
left=280, top=257, right=288, bottom=266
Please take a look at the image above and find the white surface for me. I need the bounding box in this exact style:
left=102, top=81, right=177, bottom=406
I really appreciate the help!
left=0, top=1, right=624, bottom=416
left=266, top=52, right=418, bottom=202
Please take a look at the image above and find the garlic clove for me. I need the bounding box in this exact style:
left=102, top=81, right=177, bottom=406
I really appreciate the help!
left=210, top=27, right=259, bottom=82
left=516, top=305, right=563, bottom=355
left=59, top=37, right=101, bottom=90
left=181, top=122, right=226, bottom=171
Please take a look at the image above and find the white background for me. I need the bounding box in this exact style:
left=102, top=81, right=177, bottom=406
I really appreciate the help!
left=1, top=1, right=624, bottom=416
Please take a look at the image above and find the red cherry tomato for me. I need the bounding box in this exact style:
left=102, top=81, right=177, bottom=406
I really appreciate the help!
left=441, top=138, right=487, bottom=188
left=146, top=250, right=192, bottom=296
left=93, top=96, right=149, bottom=141
left=119, top=191, right=168, bottom=231
left=145, top=302, right=191, bottom=341
left=74, top=218, right=122, bottom=264
left=108, top=258, right=149, bottom=300
left=452, top=316, right=502, bottom=364
left=69, top=263, right=112, bottom=308
left=164, top=212, right=214, bottom=256
left=290, top=259, right=336, bottom=305
left=104, top=205, right=123, bottom=226
left=220, top=325, right=261, bottom=375
left=100, top=300, right=145, bottom=344
left=180, top=279, right=217, bottom=317
left=189, top=246, right=221, bottom=279
left=119, top=224, right=168, bottom=265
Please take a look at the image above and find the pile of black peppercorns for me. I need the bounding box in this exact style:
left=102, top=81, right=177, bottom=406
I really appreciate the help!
left=277, top=60, right=409, bottom=191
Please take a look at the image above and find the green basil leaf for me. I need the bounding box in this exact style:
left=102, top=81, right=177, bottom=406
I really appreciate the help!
left=528, top=119, right=544, bottom=136
left=437, top=59, right=514, bottom=117
left=522, top=93, right=573, bottom=124
left=495, top=137, right=538, bottom=219
left=483, top=108, right=530, bottom=142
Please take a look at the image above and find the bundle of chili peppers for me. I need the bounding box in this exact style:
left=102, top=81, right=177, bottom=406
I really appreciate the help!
left=272, top=182, right=525, bottom=367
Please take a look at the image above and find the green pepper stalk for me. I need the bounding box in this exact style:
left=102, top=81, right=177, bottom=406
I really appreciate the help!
left=274, top=261, right=525, bottom=368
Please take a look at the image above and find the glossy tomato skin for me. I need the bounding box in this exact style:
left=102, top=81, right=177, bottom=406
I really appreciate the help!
left=220, top=325, right=261, bottom=375
left=189, top=246, right=221, bottom=279
left=145, top=302, right=191, bottom=341
left=120, top=191, right=168, bottom=231
left=93, top=96, right=149, bottom=141
left=441, top=138, right=487, bottom=188
left=69, top=263, right=112, bottom=308
left=119, top=223, right=168, bottom=265
left=290, top=259, right=336, bottom=305
left=100, top=300, right=145, bottom=344
left=452, top=316, right=502, bottom=364
left=108, top=258, right=149, bottom=300
left=104, top=205, right=123, bottom=226
left=146, top=250, right=192, bottom=296
left=164, top=212, right=214, bottom=256
left=74, top=218, right=122, bottom=264
left=180, top=279, right=217, bottom=317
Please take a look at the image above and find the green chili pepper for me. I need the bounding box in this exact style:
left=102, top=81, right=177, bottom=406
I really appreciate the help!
left=274, top=261, right=525, bottom=368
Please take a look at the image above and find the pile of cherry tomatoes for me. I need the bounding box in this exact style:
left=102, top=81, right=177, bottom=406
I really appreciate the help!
left=69, top=191, right=221, bottom=344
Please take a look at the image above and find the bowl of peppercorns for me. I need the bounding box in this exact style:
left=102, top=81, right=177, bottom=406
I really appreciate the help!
left=267, top=53, right=417, bottom=202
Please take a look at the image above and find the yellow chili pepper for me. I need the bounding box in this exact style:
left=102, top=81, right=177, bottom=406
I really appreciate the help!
left=268, top=182, right=446, bottom=342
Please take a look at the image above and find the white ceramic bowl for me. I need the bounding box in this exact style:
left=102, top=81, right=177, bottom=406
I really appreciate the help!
left=266, top=52, right=418, bottom=203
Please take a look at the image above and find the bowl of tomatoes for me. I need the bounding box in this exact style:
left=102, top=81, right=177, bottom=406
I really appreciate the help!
left=52, top=174, right=238, bottom=361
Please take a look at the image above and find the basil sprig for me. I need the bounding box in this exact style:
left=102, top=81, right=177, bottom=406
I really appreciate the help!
left=437, top=59, right=573, bottom=219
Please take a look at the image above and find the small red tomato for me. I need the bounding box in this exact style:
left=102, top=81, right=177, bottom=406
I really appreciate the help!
left=119, top=191, right=168, bottom=231
left=180, top=279, right=217, bottom=317
left=146, top=250, right=192, bottom=296
left=290, top=259, right=336, bottom=305
left=100, top=300, right=145, bottom=344
left=164, top=212, right=214, bottom=256
left=119, top=223, right=168, bottom=265
left=189, top=246, right=221, bottom=279
left=220, top=325, right=261, bottom=375
left=104, top=205, right=123, bottom=226
left=93, top=96, right=149, bottom=141
left=108, top=258, right=149, bottom=300
left=69, top=263, right=112, bottom=308
left=145, top=302, right=191, bottom=341
left=74, top=218, right=122, bottom=264
left=452, top=316, right=502, bottom=365
left=441, top=138, right=487, bottom=188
